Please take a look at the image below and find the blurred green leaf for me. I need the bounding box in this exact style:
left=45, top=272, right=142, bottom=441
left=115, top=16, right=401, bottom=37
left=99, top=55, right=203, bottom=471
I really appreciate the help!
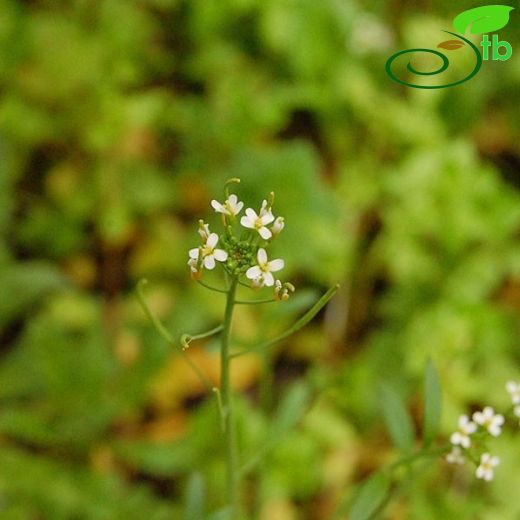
left=0, top=262, right=66, bottom=328
left=342, top=472, right=391, bottom=520
left=185, top=472, right=206, bottom=520
left=379, top=383, right=415, bottom=454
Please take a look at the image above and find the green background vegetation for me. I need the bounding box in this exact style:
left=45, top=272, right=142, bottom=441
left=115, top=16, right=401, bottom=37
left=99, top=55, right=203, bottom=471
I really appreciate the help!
left=0, top=0, right=519, bottom=518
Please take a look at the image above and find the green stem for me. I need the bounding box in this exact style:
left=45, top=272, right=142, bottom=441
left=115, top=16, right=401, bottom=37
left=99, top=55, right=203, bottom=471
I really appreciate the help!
left=221, top=277, right=240, bottom=517
left=181, top=324, right=224, bottom=349
left=234, top=298, right=277, bottom=305
left=387, top=444, right=450, bottom=473
left=230, top=284, right=339, bottom=358
left=196, top=279, right=228, bottom=294
left=136, top=280, right=215, bottom=392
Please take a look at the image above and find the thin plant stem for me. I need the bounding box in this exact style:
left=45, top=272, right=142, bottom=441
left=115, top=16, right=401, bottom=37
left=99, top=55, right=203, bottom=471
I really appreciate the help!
left=220, top=277, right=240, bottom=517
left=234, top=298, right=277, bottom=305
left=230, top=284, right=340, bottom=358
left=196, top=279, right=228, bottom=294
left=181, top=324, right=224, bottom=349
left=136, top=280, right=215, bottom=392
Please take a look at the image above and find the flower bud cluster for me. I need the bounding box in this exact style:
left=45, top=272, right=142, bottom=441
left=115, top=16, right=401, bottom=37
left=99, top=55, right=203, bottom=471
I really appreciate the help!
left=187, top=181, right=295, bottom=300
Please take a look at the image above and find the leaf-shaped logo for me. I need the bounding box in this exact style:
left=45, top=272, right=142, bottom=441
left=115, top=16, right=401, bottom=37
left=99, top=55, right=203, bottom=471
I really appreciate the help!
left=437, top=40, right=466, bottom=50
left=453, top=5, right=514, bottom=35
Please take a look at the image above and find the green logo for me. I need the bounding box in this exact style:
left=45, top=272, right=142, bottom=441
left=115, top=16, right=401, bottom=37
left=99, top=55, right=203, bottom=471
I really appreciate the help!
left=385, top=5, right=514, bottom=89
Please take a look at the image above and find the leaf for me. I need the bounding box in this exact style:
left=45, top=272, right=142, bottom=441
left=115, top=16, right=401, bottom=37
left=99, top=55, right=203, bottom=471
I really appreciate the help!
left=423, top=360, right=442, bottom=447
left=379, top=383, right=415, bottom=454
left=271, top=381, right=311, bottom=437
left=437, top=40, right=465, bottom=50
left=185, top=473, right=206, bottom=520
left=349, top=473, right=391, bottom=520
left=207, top=507, right=233, bottom=520
left=453, top=5, right=514, bottom=35
left=0, top=262, right=67, bottom=328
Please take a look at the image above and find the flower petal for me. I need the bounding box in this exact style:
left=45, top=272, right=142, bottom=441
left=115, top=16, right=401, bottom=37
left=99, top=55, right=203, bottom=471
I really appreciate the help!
left=263, top=272, right=275, bottom=287
left=211, top=200, right=225, bottom=213
left=204, top=255, right=216, bottom=270
left=240, top=216, right=254, bottom=229
left=245, top=208, right=257, bottom=220
left=257, top=248, right=268, bottom=265
left=246, top=266, right=262, bottom=279
left=214, top=249, right=228, bottom=262
left=258, top=226, right=272, bottom=240
left=260, top=211, right=275, bottom=225
left=207, top=233, right=219, bottom=248
left=189, top=248, right=200, bottom=259
left=268, top=259, right=284, bottom=272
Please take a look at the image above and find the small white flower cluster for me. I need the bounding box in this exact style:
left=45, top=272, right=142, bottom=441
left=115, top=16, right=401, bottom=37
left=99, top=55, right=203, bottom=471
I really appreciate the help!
left=187, top=183, right=294, bottom=299
left=446, top=399, right=508, bottom=481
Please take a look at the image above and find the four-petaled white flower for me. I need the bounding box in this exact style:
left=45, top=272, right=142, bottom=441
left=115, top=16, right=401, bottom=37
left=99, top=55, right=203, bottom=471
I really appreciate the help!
left=271, top=216, right=285, bottom=236
left=446, top=446, right=465, bottom=465
left=240, top=201, right=275, bottom=239
left=189, top=233, right=228, bottom=270
left=476, top=453, right=500, bottom=481
left=506, top=381, right=520, bottom=405
left=472, top=407, right=504, bottom=437
left=246, top=248, right=284, bottom=287
left=450, top=415, right=477, bottom=448
left=211, top=194, right=244, bottom=217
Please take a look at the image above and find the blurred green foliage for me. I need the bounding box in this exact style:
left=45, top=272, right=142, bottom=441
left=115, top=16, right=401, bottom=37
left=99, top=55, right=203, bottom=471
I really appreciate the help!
left=0, top=0, right=519, bottom=518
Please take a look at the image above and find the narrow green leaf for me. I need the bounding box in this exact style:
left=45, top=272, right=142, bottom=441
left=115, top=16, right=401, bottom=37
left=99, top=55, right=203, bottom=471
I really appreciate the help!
left=239, top=382, right=311, bottom=478
left=453, top=5, right=514, bottom=35
left=271, top=381, right=311, bottom=436
left=379, top=383, right=415, bottom=454
left=349, top=473, right=391, bottom=520
left=207, top=507, right=232, bottom=520
left=185, top=472, right=206, bottom=520
left=423, top=360, right=442, bottom=447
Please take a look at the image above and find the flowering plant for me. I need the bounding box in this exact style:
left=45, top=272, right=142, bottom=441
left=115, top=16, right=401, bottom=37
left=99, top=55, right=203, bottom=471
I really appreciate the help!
left=137, top=179, right=338, bottom=518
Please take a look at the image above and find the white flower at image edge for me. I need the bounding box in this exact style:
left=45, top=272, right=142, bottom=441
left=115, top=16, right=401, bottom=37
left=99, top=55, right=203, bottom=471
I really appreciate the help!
left=240, top=201, right=275, bottom=239
left=189, top=233, right=228, bottom=270
left=472, top=407, right=504, bottom=437
left=450, top=414, right=477, bottom=449
left=246, top=248, right=284, bottom=287
left=211, top=194, right=244, bottom=217
left=506, top=381, right=520, bottom=405
left=476, top=453, right=500, bottom=481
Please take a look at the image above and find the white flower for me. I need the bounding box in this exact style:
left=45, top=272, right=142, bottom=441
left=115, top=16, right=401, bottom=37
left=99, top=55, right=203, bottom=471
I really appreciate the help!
left=506, top=381, right=520, bottom=405
left=472, top=407, right=504, bottom=437
left=240, top=201, right=275, bottom=239
left=211, top=194, right=244, bottom=217
left=271, top=216, right=285, bottom=236
left=446, top=446, right=465, bottom=465
left=246, top=248, right=284, bottom=287
left=189, top=233, right=228, bottom=270
left=476, top=453, right=500, bottom=481
left=450, top=415, right=477, bottom=448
